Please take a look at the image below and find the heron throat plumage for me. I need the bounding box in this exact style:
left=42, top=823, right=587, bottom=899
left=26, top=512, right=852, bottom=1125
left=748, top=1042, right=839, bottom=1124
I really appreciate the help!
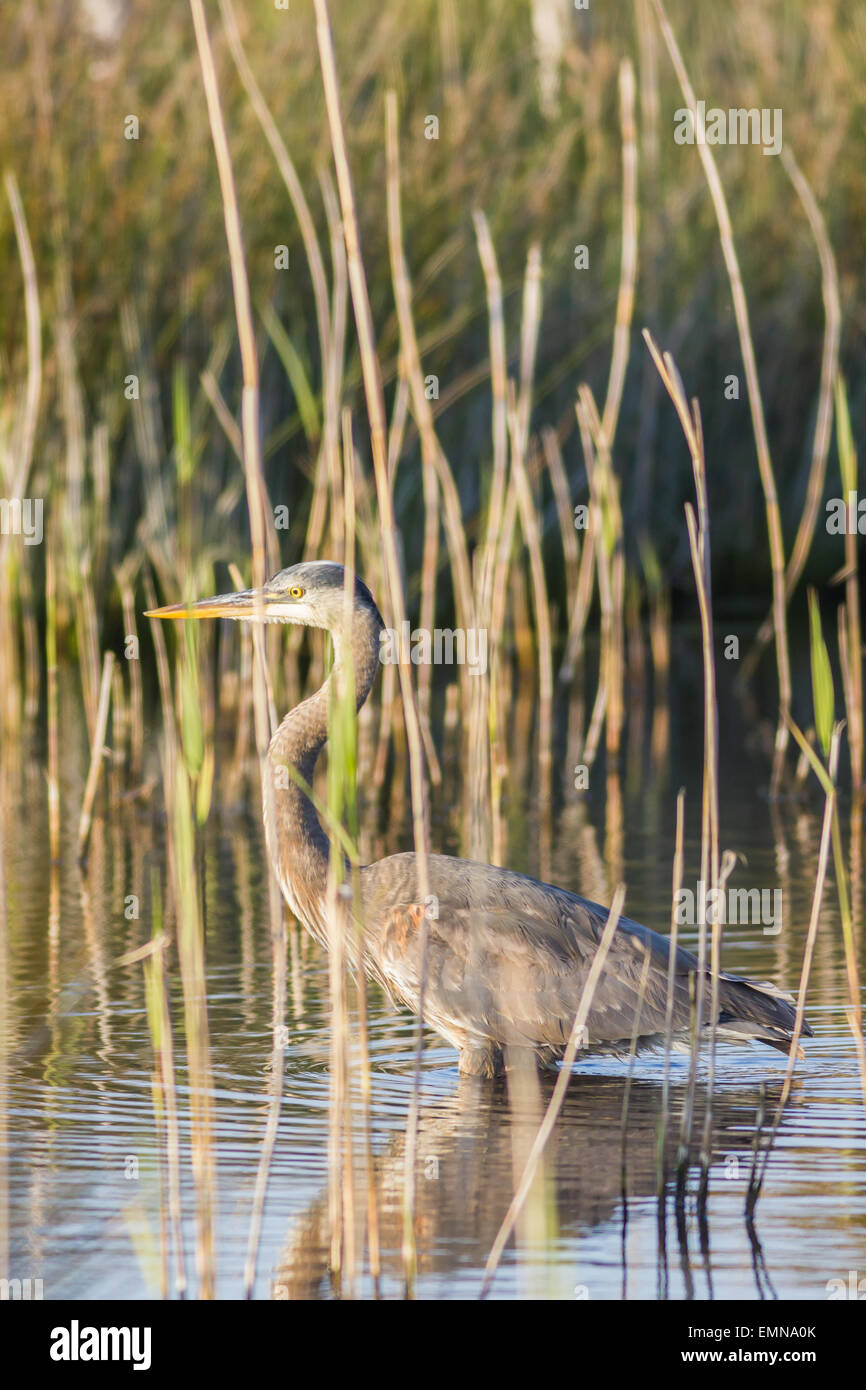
left=264, top=584, right=384, bottom=946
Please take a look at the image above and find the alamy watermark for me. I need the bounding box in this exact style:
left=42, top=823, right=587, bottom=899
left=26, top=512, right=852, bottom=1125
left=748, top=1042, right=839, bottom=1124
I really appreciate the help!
left=826, top=492, right=866, bottom=534
left=0, top=497, right=43, bottom=545
left=49, top=1321, right=151, bottom=1371
left=0, top=1277, right=43, bottom=1299
left=826, top=1270, right=866, bottom=1299
left=674, top=880, right=782, bottom=935
left=379, top=622, right=487, bottom=675
left=674, top=102, right=782, bottom=157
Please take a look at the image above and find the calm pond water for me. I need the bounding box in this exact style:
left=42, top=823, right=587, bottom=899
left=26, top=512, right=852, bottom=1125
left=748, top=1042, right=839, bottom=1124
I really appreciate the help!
left=2, top=628, right=865, bottom=1299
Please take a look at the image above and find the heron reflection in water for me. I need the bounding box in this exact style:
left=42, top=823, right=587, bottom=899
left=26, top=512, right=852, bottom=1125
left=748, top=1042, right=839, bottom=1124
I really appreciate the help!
left=273, top=1071, right=790, bottom=1298
left=147, top=561, right=810, bottom=1077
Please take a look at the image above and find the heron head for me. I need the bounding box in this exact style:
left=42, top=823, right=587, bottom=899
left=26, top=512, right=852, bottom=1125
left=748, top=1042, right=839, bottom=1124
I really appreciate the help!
left=145, top=560, right=381, bottom=632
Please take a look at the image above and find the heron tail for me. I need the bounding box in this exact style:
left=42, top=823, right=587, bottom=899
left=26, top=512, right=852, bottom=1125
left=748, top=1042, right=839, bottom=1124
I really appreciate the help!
left=713, top=971, right=812, bottom=1057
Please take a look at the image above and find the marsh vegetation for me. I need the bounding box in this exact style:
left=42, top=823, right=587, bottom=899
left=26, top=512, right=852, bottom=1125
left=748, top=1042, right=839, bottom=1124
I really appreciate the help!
left=0, top=0, right=864, bottom=1300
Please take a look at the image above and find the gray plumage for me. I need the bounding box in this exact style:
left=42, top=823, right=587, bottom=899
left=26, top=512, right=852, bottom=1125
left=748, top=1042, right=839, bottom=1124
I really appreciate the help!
left=149, top=561, right=812, bottom=1078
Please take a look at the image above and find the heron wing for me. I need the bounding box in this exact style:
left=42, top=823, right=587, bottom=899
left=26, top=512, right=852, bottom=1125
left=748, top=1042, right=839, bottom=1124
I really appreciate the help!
left=362, top=853, right=694, bottom=1051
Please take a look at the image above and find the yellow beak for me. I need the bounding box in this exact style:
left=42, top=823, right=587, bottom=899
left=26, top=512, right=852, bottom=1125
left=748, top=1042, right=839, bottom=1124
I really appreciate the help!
left=144, top=589, right=264, bottom=621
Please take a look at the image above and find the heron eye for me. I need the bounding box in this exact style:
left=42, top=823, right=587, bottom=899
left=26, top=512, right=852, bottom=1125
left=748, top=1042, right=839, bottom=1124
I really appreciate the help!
left=289, top=585, right=304, bottom=599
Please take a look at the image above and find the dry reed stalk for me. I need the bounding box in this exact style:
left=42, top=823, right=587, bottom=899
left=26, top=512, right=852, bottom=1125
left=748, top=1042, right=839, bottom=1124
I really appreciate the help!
left=686, top=492, right=720, bottom=887
left=794, top=605, right=866, bottom=1107
left=386, top=374, right=411, bottom=482
left=218, top=0, right=331, bottom=367
left=632, top=0, right=663, bottom=529
left=341, top=413, right=381, bottom=1290
left=582, top=685, right=608, bottom=771
left=651, top=0, right=792, bottom=793
left=488, top=467, right=521, bottom=863
left=508, top=248, right=552, bottom=869
left=438, top=0, right=463, bottom=126
left=227, top=585, right=253, bottom=794
left=372, top=659, right=397, bottom=792
left=3, top=172, right=41, bottom=507
left=146, top=1035, right=170, bottom=1297
left=634, top=0, right=660, bottom=185
left=543, top=427, right=580, bottom=602
left=55, top=301, right=85, bottom=559
left=74, top=557, right=103, bottom=746
left=580, top=385, right=626, bottom=759
left=502, top=1044, right=547, bottom=1299
left=144, top=571, right=177, bottom=754
left=560, top=60, right=634, bottom=689
left=0, top=556, right=20, bottom=738
left=189, top=0, right=274, bottom=723
left=321, top=461, right=364, bottom=1291
left=640, top=541, right=671, bottom=767
left=110, top=662, right=126, bottom=799
left=17, top=561, right=37, bottom=717
left=850, top=790, right=863, bottom=952
left=76, top=651, right=114, bottom=862
left=838, top=606, right=857, bottom=785
left=336, top=917, right=357, bottom=1300
left=559, top=512, right=596, bottom=680
left=45, top=549, right=61, bottom=862
left=599, top=59, right=638, bottom=451
left=698, top=848, right=736, bottom=1211
left=827, top=801, right=866, bottom=1110
left=189, top=0, right=292, bottom=1298
left=472, top=211, right=510, bottom=624
left=0, top=784, right=7, bottom=1284
left=575, top=396, right=613, bottom=765
left=471, top=210, right=510, bottom=862
left=748, top=722, right=839, bottom=1210
left=313, top=0, right=429, bottom=879
left=242, top=878, right=289, bottom=1298
left=200, top=365, right=244, bottom=464
left=621, top=942, right=653, bottom=1297
left=50, top=201, right=98, bottom=736
left=384, top=92, right=439, bottom=719
left=91, top=422, right=110, bottom=591
left=78, top=862, right=112, bottom=1059
left=125, top=881, right=187, bottom=1298
left=144, top=569, right=218, bottom=1296
left=144, top=602, right=217, bottom=1293
left=345, top=421, right=380, bottom=583
left=320, top=168, right=349, bottom=564
left=117, top=561, right=145, bottom=783
left=119, top=301, right=171, bottom=551
left=657, top=787, right=686, bottom=1198
left=643, top=334, right=721, bottom=1197
left=312, top=0, right=432, bottom=1293
left=834, top=379, right=863, bottom=787
left=608, top=551, right=626, bottom=761
left=743, top=146, right=841, bottom=674
left=624, top=575, right=647, bottom=786
left=514, top=250, right=543, bottom=488
left=325, top=875, right=351, bottom=1283
left=384, top=92, right=474, bottom=640
left=300, top=445, right=330, bottom=566
left=188, top=9, right=279, bottom=720
left=480, top=884, right=627, bottom=1297
left=169, top=752, right=217, bottom=1298
left=620, top=941, right=653, bottom=1200
left=489, top=635, right=512, bottom=868
left=489, top=448, right=521, bottom=647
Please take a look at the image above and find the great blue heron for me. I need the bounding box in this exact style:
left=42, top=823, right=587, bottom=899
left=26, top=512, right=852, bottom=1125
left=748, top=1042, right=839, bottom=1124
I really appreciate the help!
left=147, top=560, right=811, bottom=1077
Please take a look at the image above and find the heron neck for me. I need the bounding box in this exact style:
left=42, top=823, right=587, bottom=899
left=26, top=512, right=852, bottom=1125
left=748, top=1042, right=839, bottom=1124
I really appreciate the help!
left=265, top=603, right=382, bottom=941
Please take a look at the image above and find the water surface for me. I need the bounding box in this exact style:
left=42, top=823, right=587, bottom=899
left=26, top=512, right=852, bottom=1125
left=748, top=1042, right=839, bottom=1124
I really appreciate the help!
left=2, top=633, right=865, bottom=1299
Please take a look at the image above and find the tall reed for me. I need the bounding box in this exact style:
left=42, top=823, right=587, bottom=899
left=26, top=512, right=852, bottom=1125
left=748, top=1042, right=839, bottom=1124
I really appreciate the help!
left=651, top=0, right=792, bottom=792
